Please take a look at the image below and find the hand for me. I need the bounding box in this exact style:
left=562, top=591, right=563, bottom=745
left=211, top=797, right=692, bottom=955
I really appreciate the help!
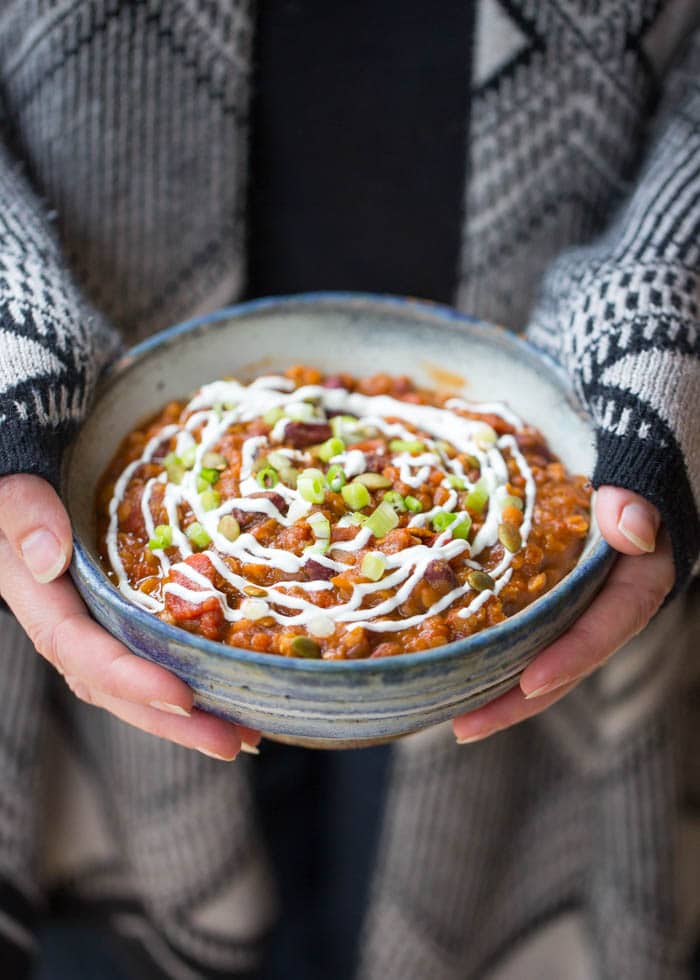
left=452, top=486, right=675, bottom=743
left=0, top=474, right=259, bottom=760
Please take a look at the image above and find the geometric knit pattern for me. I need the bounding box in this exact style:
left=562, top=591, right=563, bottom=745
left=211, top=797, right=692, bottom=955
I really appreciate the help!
left=457, top=0, right=699, bottom=331
left=0, top=3, right=698, bottom=977
left=528, top=29, right=700, bottom=587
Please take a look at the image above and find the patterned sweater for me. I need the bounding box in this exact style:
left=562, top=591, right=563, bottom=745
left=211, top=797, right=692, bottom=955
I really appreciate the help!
left=0, top=2, right=699, bottom=979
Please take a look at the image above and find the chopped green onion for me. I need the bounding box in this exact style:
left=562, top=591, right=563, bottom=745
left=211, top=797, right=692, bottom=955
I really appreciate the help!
left=354, top=473, right=392, bottom=489
left=432, top=511, right=458, bottom=533
left=308, top=512, right=331, bottom=540
left=330, top=414, right=359, bottom=439
left=180, top=446, right=197, bottom=469
left=267, top=451, right=292, bottom=471
left=341, top=482, right=370, bottom=511
left=196, top=476, right=209, bottom=493
left=202, top=451, right=226, bottom=470
left=383, top=490, right=407, bottom=512
left=298, top=468, right=326, bottom=504
left=502, top=494, right=524, bottom=511
left=318, top=437, right=345, bottom=462
left=465, top=479, right=489, bottom=514
left=263, top=406, right=285, bottom=426
left=291, top=636, right=321, bottom=659
left=256, top=465, right=279, bottom=489
left=163, top=452, right=185, bottom=484
left=389, top=439, right=425, bottom=454
left=447, top=474, right=466, bottom=490
left=148, top=524, right=173, bottom=550
left=305, top=538, right=330, bottom=555
left=337, top=513, right=366, bottom=527
left=404, top=495, right=423, bottom=513
left=285, top=401, right=315, bottom=422
left=186, top=522, right=211, bottom=549
left=200, top=488, right=221, bottom=511
left=217, top=515, right=240, bottom=541
left=199, top=467, right=220, bottom=486
left=361, top=551, right=387, bottom=581
left=365, top=501, right=399, bottom=538
left=326, top=464, right=347, bottom=492
left=451, top=514, right=472, bottom=539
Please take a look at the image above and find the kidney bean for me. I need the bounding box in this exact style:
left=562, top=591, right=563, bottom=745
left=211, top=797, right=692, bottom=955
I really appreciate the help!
left=304, top=558, right=335, bottom=581
left=424, top=559, right=458, bottom=594
left=285, top=422, right=332, bottom=448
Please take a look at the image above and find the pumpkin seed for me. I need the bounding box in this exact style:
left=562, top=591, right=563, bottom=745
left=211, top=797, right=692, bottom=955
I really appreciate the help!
left=353, top=473, right=392, bottom=489
left=217, top=515, right=240, bottom=541
left=291, top=636, right=321, bottom=659
left=243, top=585, right=268, bottom=598
left=467, top=570, right=495, bottom=592
left=498, top=522, right=522, bottom=553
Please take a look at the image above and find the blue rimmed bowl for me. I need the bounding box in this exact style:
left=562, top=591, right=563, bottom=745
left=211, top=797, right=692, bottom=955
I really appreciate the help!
left=63, top=293, right=614, bottom=748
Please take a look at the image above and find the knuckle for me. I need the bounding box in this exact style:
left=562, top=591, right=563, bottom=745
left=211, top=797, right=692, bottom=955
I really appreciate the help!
left=64, top=675, right=94, bottom=706
left=39, top=612, right=84, bottom=676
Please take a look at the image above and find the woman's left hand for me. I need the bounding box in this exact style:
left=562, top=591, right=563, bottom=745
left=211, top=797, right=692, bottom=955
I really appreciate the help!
left=452, top=486, right=676, bottom=744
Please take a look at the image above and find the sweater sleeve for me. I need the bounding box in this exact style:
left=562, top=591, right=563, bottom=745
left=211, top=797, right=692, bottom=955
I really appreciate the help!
left=527, top=32, right=700, bottom=593
left=0, top=141, right=122, bottom=488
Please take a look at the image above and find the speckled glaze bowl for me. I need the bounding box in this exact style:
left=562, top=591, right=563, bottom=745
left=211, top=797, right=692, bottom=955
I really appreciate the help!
left=63, top=293, right=614, bottom=748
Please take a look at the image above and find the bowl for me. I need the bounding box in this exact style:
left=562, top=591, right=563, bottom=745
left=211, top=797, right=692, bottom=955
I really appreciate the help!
left=63, top=293, right=614, bottom=748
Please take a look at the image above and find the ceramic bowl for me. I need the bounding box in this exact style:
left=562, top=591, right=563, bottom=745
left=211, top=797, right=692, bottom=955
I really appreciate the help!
left=63, top=293, right=614, bottom=748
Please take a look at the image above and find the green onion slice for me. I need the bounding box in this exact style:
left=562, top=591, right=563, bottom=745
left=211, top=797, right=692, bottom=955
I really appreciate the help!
left=202, top=451, right=226, bottom=470
left=263, top=406, right=285, bottom=426
left=389, top=439, right=425, bottom=454
left=432, top=511, right=457, bottom=533
left=186, top=522, right=211, bottom=549
left=365, top=501, right=399, bottom=538
left=256, top=465, right=279, bottom=489
left=326, top=464, right=347, bottom=492
left=361, top=551, right=387, bottom=581
left=318, top=437, right=345, bottom=462
left=341, top=482, right=370, bottom=511
left=148, top=524, right=173, bottom=550
left=180, top=446, right=197, bottom=469
left=298, top=468, right=326, bottom=504
left=199, top=467, right=220, bottom=486
left=404, top=495, right=423, bottom=513
left=308, top=512, right=331, bottom=540
left=383, top=490, right=407, bottom=512
left=447, top=474, right=466, bottom=490
left=465, top=479, right=489, bottom=514
left=200, top=488, right=221, bottom=511
left=451, top=514, right=472, bottom=539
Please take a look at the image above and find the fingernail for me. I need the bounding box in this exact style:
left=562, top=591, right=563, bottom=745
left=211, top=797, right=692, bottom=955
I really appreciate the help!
left=618, top=503, right=658, bottom=553
left=20, top=529, right=67, bottom=583
left=456, top=730, right=494, bottom=744
left=197, top=748, right=238, bottom=762
left=240, top=741, right=260, bottom=755
left=150, top=700, right=191, bottom=717
left=523, top=673, right=574, bottom=699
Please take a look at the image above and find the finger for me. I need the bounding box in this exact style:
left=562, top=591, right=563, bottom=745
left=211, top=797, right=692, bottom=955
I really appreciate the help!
left=518, top=528, right=674, bottom=700
left=453, top=679, right=579, bottom=743
left=0, top=474, right=72, bottom=582
left=595, top=485, right=660, bottom=555
left=0, top=534, right=194, bottom=715
left=81, top=695, right=247, bottom=761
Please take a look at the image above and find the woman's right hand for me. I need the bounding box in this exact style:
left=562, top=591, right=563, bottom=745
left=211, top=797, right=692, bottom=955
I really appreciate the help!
left=0, top=473, right=259, bottom=760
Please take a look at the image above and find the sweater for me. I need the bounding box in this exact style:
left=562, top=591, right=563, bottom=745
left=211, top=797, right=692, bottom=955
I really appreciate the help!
left=0, top=2, right=699, bottom=978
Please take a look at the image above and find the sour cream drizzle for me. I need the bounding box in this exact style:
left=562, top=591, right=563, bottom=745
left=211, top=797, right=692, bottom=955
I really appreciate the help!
left=106, top=378, right=536, bottom=633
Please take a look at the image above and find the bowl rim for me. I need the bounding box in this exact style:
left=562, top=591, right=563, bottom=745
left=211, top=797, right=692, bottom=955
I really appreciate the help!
left=68, top=290, right=615, bottom=674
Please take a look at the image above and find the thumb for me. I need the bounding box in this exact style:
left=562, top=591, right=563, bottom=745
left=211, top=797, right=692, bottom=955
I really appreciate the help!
left=595, top=485, right=661, bottom=556
left=0, top=474, right=72, bottom=583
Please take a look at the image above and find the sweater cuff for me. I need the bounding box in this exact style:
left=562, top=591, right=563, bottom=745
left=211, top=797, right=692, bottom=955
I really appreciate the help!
left=0, top=413, right=75, bottom=491
left=593, top=427, right=699, bottom=596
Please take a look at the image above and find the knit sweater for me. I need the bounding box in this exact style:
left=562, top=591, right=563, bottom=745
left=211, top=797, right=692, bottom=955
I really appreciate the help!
left=0, top=2, right=699, bottom=978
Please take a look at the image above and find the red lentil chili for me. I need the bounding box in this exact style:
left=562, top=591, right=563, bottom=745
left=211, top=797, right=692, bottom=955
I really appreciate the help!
left=96, top=366, right=591, bottom=659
